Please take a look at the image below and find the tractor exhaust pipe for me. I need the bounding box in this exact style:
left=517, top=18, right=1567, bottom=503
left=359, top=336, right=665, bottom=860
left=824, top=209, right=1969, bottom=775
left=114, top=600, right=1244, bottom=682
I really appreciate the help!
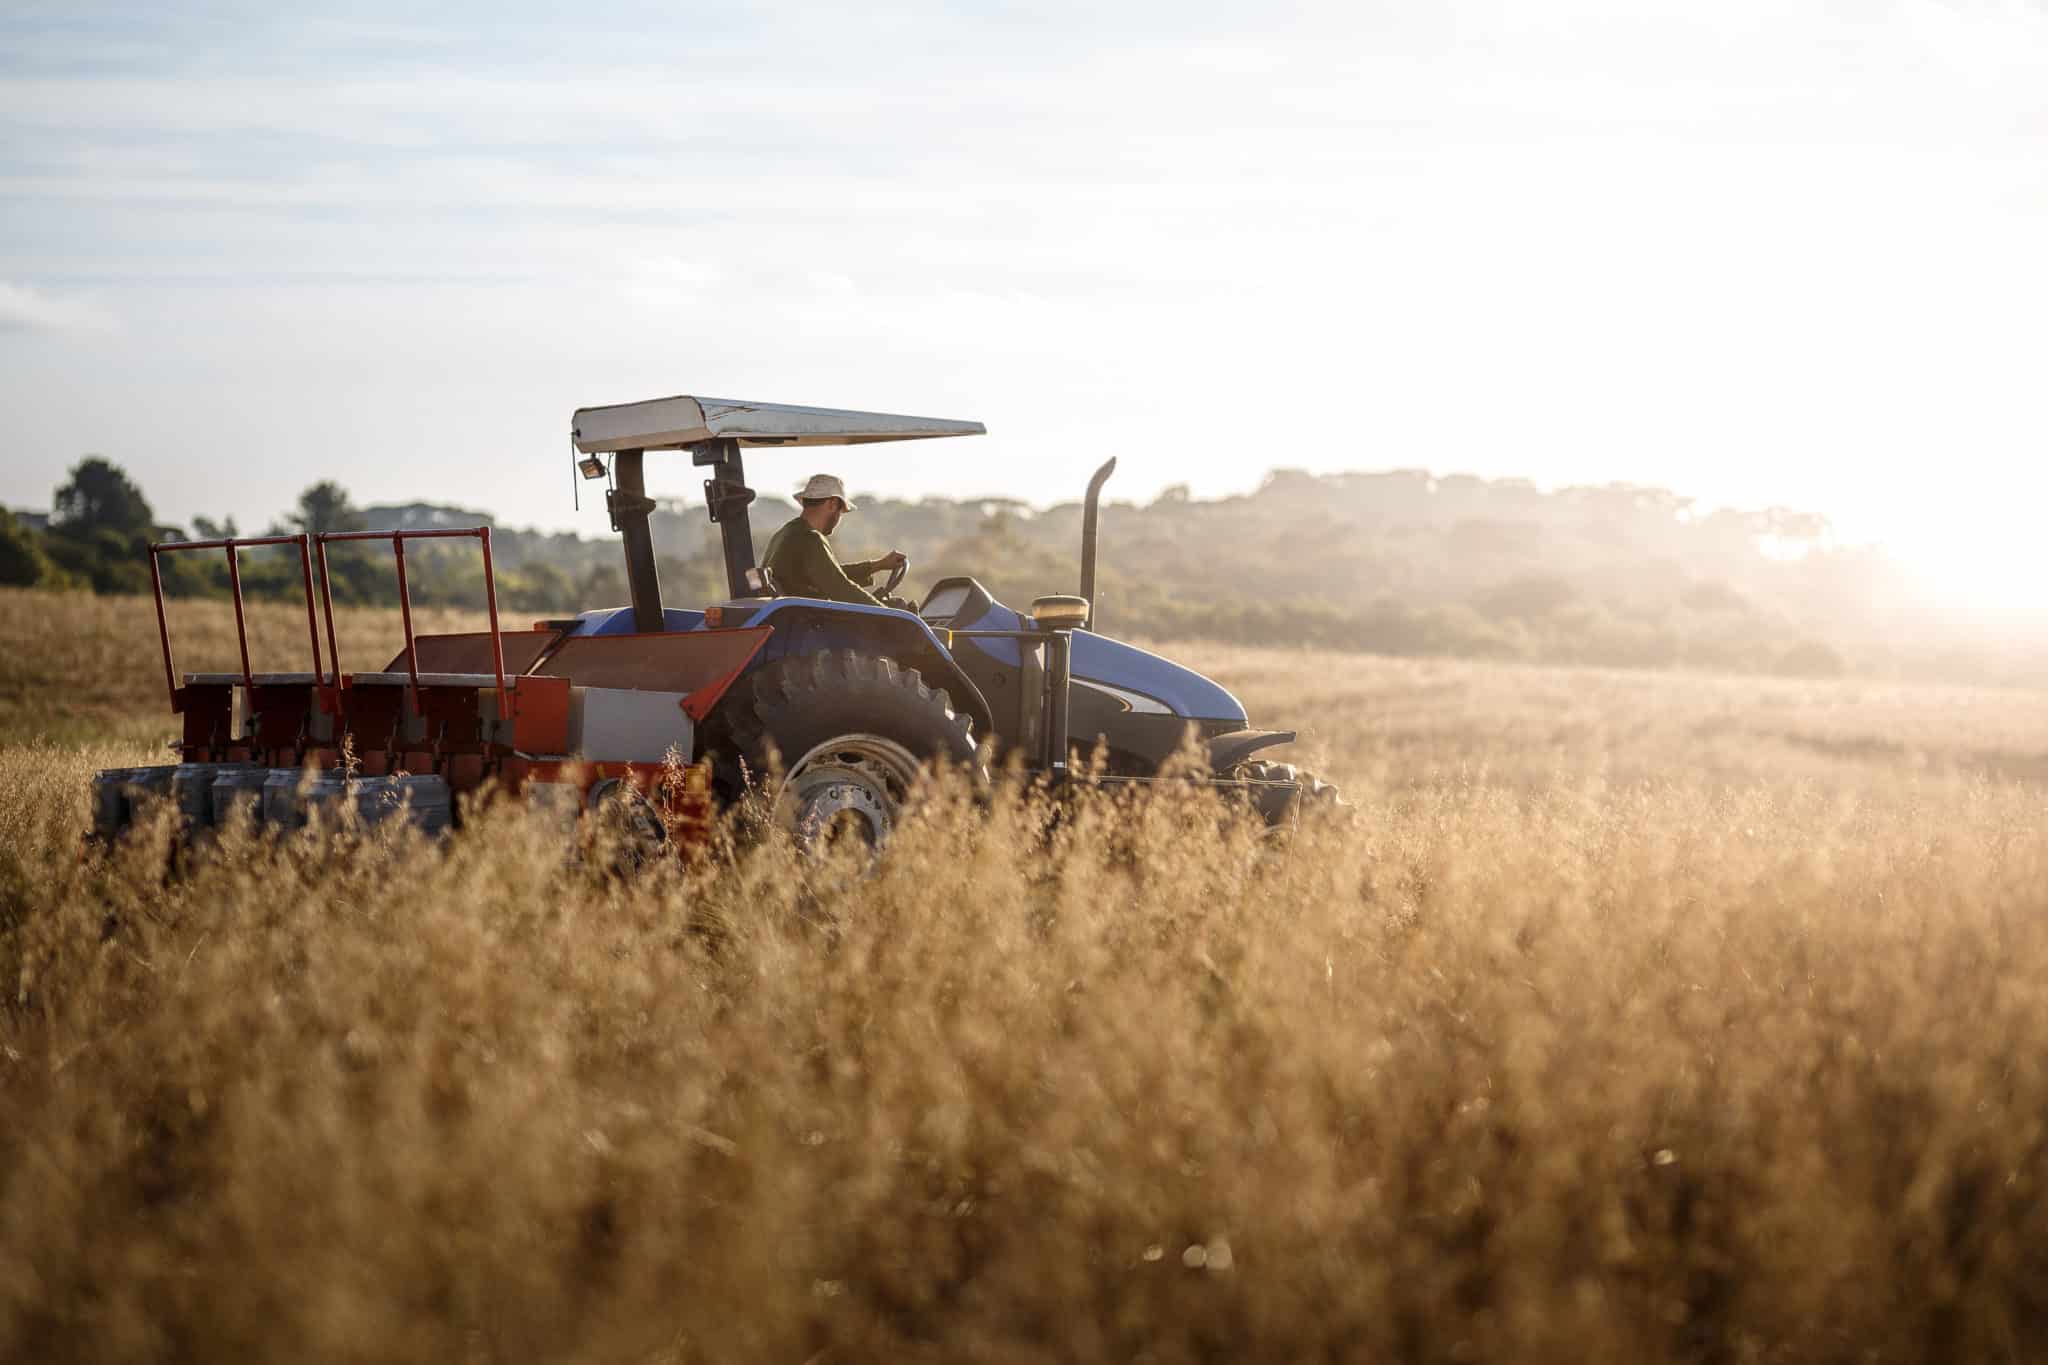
left=1079, top=457, right=1116, bottom=631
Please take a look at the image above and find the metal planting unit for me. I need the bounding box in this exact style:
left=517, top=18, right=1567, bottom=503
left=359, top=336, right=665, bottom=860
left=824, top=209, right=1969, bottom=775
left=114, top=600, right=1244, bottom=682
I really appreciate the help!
left=94, top=525, right=771, bottom=849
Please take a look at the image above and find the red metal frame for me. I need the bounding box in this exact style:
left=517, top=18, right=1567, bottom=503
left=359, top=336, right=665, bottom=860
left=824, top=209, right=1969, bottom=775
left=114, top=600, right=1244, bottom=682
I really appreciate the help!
left=314, top=527, right=508, bottom=717
left=148, top=533, right=324, bottom=710
left=147, top=527, right=757, bottom=857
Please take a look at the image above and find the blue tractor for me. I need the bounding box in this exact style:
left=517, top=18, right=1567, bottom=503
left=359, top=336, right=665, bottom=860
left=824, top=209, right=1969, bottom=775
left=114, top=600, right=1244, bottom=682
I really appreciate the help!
left=568, top=395, right=1335, bottom=843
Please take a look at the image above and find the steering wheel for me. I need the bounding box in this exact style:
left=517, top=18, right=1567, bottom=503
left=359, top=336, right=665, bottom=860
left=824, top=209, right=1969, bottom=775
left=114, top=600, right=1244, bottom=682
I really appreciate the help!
left=882, top=557, right=909, bottom=600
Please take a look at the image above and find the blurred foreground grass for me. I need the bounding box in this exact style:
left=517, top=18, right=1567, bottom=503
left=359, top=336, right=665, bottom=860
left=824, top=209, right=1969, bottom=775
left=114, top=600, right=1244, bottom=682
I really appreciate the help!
left=5, top=589, right=2048, bottom=1360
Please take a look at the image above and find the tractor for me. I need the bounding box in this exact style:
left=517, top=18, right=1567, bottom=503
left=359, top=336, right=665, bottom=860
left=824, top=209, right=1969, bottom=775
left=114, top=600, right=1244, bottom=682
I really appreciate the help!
left=92, top=395, right=1334, bottom=851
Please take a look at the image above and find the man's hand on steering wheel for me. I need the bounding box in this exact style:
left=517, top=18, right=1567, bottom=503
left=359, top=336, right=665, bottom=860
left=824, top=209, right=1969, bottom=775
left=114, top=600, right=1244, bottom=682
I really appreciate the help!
left=876, top=549, right=909, bottom=600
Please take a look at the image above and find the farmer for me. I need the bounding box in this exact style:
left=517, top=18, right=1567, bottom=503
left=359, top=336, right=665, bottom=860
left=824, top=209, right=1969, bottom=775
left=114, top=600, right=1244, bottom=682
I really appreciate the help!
left=760, top=473, right=909, bottom=608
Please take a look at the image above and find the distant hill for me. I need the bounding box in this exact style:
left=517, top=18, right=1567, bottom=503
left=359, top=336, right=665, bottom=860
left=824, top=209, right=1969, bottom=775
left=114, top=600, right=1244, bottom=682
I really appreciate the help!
left=8, top=463, right=2043, bottom=688
left=359, top=467, right=2036, bottom=685
left=361, top=502, right=495, bottom=532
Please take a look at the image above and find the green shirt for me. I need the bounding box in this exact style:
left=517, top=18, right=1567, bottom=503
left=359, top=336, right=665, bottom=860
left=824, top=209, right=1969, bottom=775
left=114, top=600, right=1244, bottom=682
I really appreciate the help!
left=761, top=516, right=887, bottom=606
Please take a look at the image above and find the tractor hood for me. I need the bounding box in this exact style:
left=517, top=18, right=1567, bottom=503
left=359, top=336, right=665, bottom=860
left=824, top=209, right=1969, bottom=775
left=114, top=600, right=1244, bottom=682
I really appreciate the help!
left=1068, top=631, right=1247, bottom=725
left=950, top=592, right=1247, bottom=727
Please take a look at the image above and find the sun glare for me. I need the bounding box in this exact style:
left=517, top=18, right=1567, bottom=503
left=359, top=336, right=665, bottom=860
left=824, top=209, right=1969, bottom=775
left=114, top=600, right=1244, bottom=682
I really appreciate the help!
left=1890, top=521, right=2044, bottom=618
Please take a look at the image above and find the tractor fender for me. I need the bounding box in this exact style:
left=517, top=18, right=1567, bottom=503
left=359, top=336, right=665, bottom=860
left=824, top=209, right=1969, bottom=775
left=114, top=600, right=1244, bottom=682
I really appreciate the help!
left=733, top=600, right=996, bottom=741
left=1208, top=728, right=1297, bottom=772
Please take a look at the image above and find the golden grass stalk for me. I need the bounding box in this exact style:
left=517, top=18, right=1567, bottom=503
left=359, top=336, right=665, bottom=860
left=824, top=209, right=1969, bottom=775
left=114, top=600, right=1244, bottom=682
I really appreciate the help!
left=5, top=732, right=2048, bottom=1361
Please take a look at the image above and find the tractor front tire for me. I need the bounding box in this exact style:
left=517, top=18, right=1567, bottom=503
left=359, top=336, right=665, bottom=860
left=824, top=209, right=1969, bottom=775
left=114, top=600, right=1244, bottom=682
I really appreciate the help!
left=723, top=650, right=981, bottom=851
left=1236, top=759, right=1345, bottom=827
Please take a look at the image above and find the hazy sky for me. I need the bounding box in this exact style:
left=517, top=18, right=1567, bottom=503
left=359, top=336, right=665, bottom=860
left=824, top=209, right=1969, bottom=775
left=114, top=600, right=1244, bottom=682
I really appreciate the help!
left=3, top=0, right=2044, bottom=607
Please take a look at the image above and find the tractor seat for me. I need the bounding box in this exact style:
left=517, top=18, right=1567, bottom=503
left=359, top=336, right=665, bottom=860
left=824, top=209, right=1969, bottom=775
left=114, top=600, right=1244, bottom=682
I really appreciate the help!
left=708, top=565, right=780, bottom=621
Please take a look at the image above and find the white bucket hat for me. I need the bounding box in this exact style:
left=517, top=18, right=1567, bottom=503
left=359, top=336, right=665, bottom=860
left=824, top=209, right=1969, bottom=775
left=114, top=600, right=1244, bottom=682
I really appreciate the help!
left=795, top=473, right=857, bottom=510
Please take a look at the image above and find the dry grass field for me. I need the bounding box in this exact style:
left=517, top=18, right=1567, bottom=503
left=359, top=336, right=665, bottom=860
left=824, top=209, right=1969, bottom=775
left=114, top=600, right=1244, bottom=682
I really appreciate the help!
left=5, top=586, right=2048, bottom=1361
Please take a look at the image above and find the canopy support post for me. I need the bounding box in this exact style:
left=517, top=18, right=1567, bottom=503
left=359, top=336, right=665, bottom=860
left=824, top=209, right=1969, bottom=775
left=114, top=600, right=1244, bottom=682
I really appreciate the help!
left=694, top=437, right=757, bottom=601
left=610, top=449, right=666, bottom=633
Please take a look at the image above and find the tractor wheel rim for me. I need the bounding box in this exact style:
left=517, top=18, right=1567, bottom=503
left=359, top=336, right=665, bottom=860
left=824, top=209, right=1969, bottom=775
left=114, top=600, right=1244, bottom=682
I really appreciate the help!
left=778, top=734, right=921, bottom=852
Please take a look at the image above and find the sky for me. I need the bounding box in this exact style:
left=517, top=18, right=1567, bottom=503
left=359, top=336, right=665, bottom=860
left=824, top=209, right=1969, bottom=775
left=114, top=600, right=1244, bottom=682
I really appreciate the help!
left=2, top=0, right=2044, bottom=610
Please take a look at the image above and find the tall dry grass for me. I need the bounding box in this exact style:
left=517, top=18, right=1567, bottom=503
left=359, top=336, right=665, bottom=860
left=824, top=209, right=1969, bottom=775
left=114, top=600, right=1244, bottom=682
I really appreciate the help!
left=4, top=590, right=2048, bottom=1360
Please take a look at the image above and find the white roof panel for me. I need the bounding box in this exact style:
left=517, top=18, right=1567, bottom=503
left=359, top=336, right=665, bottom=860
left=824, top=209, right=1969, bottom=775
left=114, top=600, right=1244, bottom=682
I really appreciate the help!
left=572, top=395, right=985, bottom=453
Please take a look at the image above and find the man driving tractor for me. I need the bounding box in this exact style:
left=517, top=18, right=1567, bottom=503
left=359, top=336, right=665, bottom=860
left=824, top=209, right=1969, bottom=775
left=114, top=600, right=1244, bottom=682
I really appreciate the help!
left=760, top=473, right=910, bottom=608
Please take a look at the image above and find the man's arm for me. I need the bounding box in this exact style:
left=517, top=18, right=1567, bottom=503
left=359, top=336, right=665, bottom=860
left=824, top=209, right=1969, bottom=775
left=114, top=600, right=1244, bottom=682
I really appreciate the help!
left=841, top=549, right=907, bottom=585
left=784, top=528, right=887, bottom=607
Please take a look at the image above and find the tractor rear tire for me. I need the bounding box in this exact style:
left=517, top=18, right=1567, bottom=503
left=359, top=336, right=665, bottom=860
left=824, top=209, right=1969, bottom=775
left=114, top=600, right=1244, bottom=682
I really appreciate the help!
left=723, top=649, right=981, bottom=850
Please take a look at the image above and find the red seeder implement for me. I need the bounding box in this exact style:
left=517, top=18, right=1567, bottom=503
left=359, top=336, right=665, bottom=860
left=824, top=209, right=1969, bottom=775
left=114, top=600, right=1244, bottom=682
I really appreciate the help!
left=96, top=526, right=769, bottom=848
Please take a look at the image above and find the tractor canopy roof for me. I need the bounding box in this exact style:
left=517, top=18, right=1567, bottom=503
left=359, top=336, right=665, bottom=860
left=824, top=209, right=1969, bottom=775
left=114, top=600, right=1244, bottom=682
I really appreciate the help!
left=571, top=395, right=985, bottom=454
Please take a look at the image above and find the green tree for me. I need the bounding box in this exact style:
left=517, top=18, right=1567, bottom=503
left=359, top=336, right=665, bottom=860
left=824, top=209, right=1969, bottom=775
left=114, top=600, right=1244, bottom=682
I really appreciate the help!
left=46, top=457, right=155, bottom=593
left=52, top=457, right=153, bottom=537
left=503, top=560, right=574, bottom=613
left=42, top=524, right=151, bottom=594
left=0, top=508, right=56, bottom=587
left=289, top=482, right=367, bottom=537
left=279, top=482, right=383, bottom=603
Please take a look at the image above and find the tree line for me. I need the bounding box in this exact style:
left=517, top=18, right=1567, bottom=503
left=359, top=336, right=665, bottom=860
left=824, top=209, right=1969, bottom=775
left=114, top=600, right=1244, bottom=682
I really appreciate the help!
left=0, top=457, right=597, bottom=612
left=4, top=454, right=2034, bottom=686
